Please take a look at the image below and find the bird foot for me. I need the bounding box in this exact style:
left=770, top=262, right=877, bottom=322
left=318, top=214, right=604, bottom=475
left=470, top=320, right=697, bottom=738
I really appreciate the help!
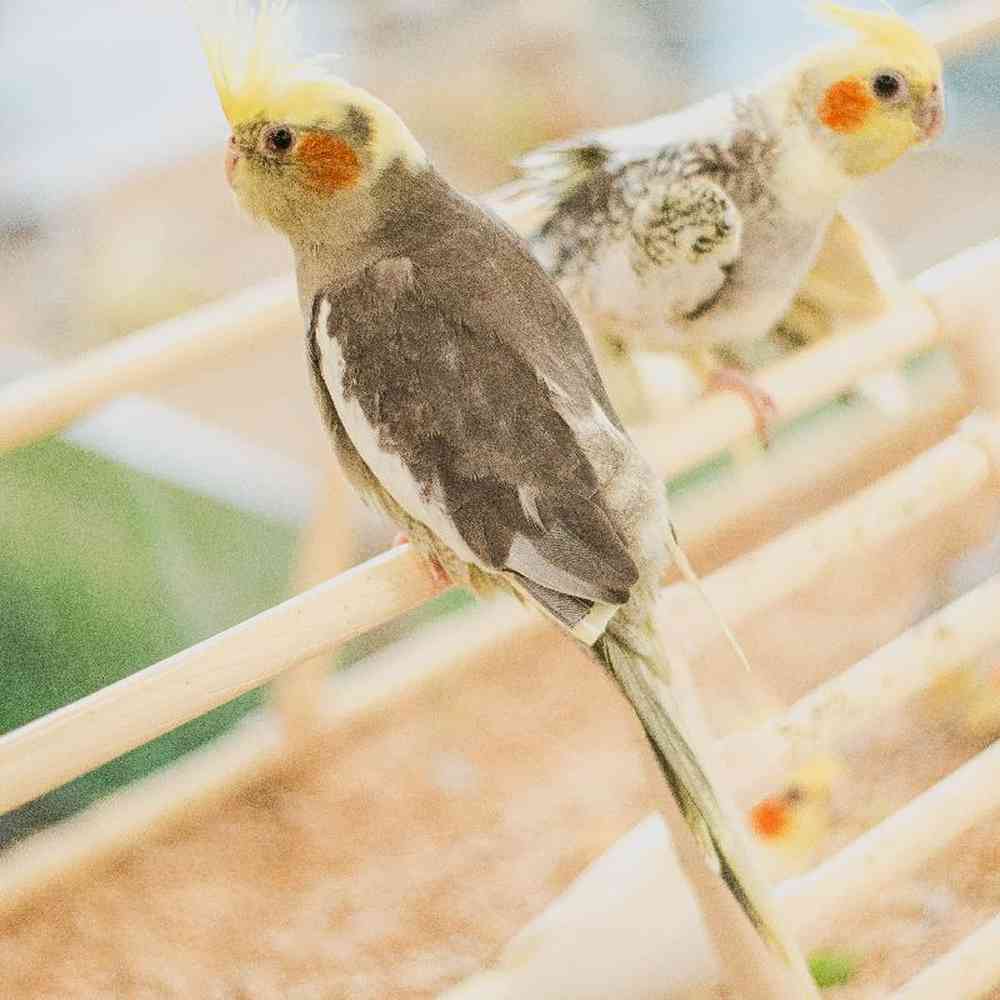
left=391, top=532, right=451, bottom=587
left=706, top=368, right=777, bottom=446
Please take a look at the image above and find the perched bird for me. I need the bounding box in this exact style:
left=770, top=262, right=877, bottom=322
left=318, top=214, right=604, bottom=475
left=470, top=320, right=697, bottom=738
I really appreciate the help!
left=505, top=3, right=944, bottom=431
left=748, top=755, right=842, bottom=879
left=197, top=0, right=793, bottom=956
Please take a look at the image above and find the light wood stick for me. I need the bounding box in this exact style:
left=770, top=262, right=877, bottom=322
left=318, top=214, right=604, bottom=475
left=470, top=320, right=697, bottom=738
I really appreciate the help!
left=658, top=428, right=994, bottom=660
left=0, top=546, right=445, bottom=815
left=779, top=738, right=1000, bottom=937
left=272, top=465, right=356, bottom=741
left=632, top=294, right=939, bottom=481
left=0, top=599, right=530, bottom=916
left=891, top=912, right=1000, bottom=1000
left=0, top=275, right=297, bottom=453
left=718, top=571, right=1000, bottom=786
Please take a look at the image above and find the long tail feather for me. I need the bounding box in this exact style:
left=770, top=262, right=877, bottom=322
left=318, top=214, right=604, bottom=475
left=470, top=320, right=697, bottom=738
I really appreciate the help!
left=665, top=521, right=754, bottom=677
left=590, top=608, right=793, bottom=960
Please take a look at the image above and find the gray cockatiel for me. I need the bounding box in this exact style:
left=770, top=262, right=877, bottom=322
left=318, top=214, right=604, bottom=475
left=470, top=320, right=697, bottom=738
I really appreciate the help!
left=504, top=3, right=944, bottom=428
left=197, top=0, right=794, bottom=957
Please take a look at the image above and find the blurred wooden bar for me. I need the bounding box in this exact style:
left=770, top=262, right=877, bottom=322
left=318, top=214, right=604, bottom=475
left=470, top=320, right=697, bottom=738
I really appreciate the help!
left=0, top=276, right=297, bottom=453
left=0, top=546, right=446, bottom=816
left=271, top=465, right=356, bottom=742
left=891, top=912, right=1000, bottom=1000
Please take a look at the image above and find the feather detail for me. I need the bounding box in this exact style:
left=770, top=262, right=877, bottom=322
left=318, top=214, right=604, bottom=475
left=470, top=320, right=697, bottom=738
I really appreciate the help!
left=813, top=2, right=942, bottom=83
left=591, top=604, right=798, bottom=962
left=193, top=0, right=426, bottom=168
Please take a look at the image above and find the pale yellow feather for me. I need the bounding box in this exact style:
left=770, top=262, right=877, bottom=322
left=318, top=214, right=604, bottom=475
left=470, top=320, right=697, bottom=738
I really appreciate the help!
left=814, top=2, right=943, bottom=83
left=194, top=0, right=426, bottom=169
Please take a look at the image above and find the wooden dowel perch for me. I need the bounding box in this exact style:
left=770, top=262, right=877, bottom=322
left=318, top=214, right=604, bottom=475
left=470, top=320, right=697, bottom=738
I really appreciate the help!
left=659, top=427, right=994, bottom=658
left=719, top=572, right=1000, bottom=784
left=1, top=410, right=996, bottom=818
left=0, top=275, right=297, bottom=453
left=0, top=600, right=535, bottom=916
left=440, top=571, right=1000, bottom=998
left=0, top=547, right=445, bottom=815
left=891, top=912, right=1000, bottom=1000
left=780, top=738, right=1000, bottom=934
left=634, top=294, right=939, bottom=480
left=272, top=465, right=356, bottom=740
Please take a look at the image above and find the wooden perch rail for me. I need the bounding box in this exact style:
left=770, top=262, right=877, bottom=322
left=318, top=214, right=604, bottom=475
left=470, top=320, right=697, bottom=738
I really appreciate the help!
left=891, top=911, right=1000, bottom=1000
left=0, top=275, right=297, bottom=453
left=438, top=570, right=1000, bottom=999
left=0, top=404, right=996, bottom=819
left=781, top=737, right=1000, bottom=933
left=632, top=294, right=938, bottom=481
left=719, top=571, right=1000, bottom=784
left=0, top=547, right=445, bottom=815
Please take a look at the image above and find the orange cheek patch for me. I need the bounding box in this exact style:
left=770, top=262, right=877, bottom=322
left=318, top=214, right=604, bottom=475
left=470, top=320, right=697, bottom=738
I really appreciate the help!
left=750, top=799, right=790, bottom=840
left=819, top=78, right=875, bottom=133
left=297, top=133, right=361, bottom=193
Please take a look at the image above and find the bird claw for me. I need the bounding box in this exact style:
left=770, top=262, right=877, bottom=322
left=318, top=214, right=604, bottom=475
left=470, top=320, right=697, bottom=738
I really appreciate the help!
left=391, top=532, right=451, bottom=587
left=707, top=368, right=777, bottom=447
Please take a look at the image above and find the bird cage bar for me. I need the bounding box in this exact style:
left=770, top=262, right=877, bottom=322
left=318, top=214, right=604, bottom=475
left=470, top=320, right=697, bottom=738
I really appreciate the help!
left=632, top=294, right=939, bottom=482
left=658, top=425, right=994, bottom=660
left=717, top=570, right=1000, bottom=784
left=0, top=397, right=995, bottom=819
left=0, top=599, right=523, bottom=915
left=0, top=275, right=297, bottom=453
left=891, top=911, right=1000, bottom=999
left=0, top=545, right=444, bottom=816
left=780, top=737, right=1000, bottom=932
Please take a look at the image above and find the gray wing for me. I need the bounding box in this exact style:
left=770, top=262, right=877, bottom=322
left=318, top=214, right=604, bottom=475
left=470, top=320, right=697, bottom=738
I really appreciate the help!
left=313, top=241, right=640, bottom=623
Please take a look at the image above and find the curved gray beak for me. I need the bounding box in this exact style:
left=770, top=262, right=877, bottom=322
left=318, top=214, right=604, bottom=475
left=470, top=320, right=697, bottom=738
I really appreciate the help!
left=918, top=84, right=945, bottom=142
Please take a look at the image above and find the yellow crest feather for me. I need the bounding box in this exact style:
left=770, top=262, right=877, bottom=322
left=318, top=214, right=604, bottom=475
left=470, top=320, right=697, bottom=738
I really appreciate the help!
left=197, top=0, right=352, bottom=128
left=814, top=2, right=942, bottom=80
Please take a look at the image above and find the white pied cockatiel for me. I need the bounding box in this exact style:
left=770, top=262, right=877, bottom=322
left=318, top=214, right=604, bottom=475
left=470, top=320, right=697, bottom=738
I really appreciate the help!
left=504, top=3, right=944, bottom=431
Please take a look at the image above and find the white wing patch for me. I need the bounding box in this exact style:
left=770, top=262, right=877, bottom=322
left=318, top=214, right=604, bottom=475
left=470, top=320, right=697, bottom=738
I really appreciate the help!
left=517, top=484, right=544, bottom=529
left=314, top=296, right=481, bottom=566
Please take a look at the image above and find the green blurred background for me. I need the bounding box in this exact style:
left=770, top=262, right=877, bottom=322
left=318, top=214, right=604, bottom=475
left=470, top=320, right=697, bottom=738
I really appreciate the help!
left=0, top=438, right=295, bottom=844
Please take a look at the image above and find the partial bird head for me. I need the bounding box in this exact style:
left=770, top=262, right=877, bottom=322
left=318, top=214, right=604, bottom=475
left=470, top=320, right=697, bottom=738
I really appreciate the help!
left=197, top=0, right=426, bottom=234
left=749, top=754, right=842, bottom=843
left=797, top=3, right=944, bottom=177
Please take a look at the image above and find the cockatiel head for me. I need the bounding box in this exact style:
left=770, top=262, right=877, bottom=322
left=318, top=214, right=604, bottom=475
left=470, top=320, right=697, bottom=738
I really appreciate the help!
left=748, top=755, right=843, bottom=870
left=795, top=2, right=944, bottom=177
left=197, top=0, right=426, bottom=237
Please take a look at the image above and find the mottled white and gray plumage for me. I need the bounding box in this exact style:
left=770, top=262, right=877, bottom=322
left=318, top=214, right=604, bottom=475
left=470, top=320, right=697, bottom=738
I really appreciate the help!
left=506, top=7, right=945, bottom=421
left=198, top=0, right=796, bottom=957
left=525, top=96, right=802, bottom=356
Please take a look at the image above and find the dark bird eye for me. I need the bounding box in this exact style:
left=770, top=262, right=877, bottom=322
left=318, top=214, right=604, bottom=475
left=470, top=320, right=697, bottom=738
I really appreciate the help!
left=872, top=71, right=905, bottom=101
left=265, top=126, right=294, bottom=153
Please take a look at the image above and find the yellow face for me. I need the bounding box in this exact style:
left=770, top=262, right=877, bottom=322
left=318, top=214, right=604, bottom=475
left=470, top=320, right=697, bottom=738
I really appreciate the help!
left=811, top=51, right=944, bottom=176
left=199, top=0, right=424, bottom=232
left=807, top=4, right=945, bottom=177
left=228, top=115, right=366, bottom=195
